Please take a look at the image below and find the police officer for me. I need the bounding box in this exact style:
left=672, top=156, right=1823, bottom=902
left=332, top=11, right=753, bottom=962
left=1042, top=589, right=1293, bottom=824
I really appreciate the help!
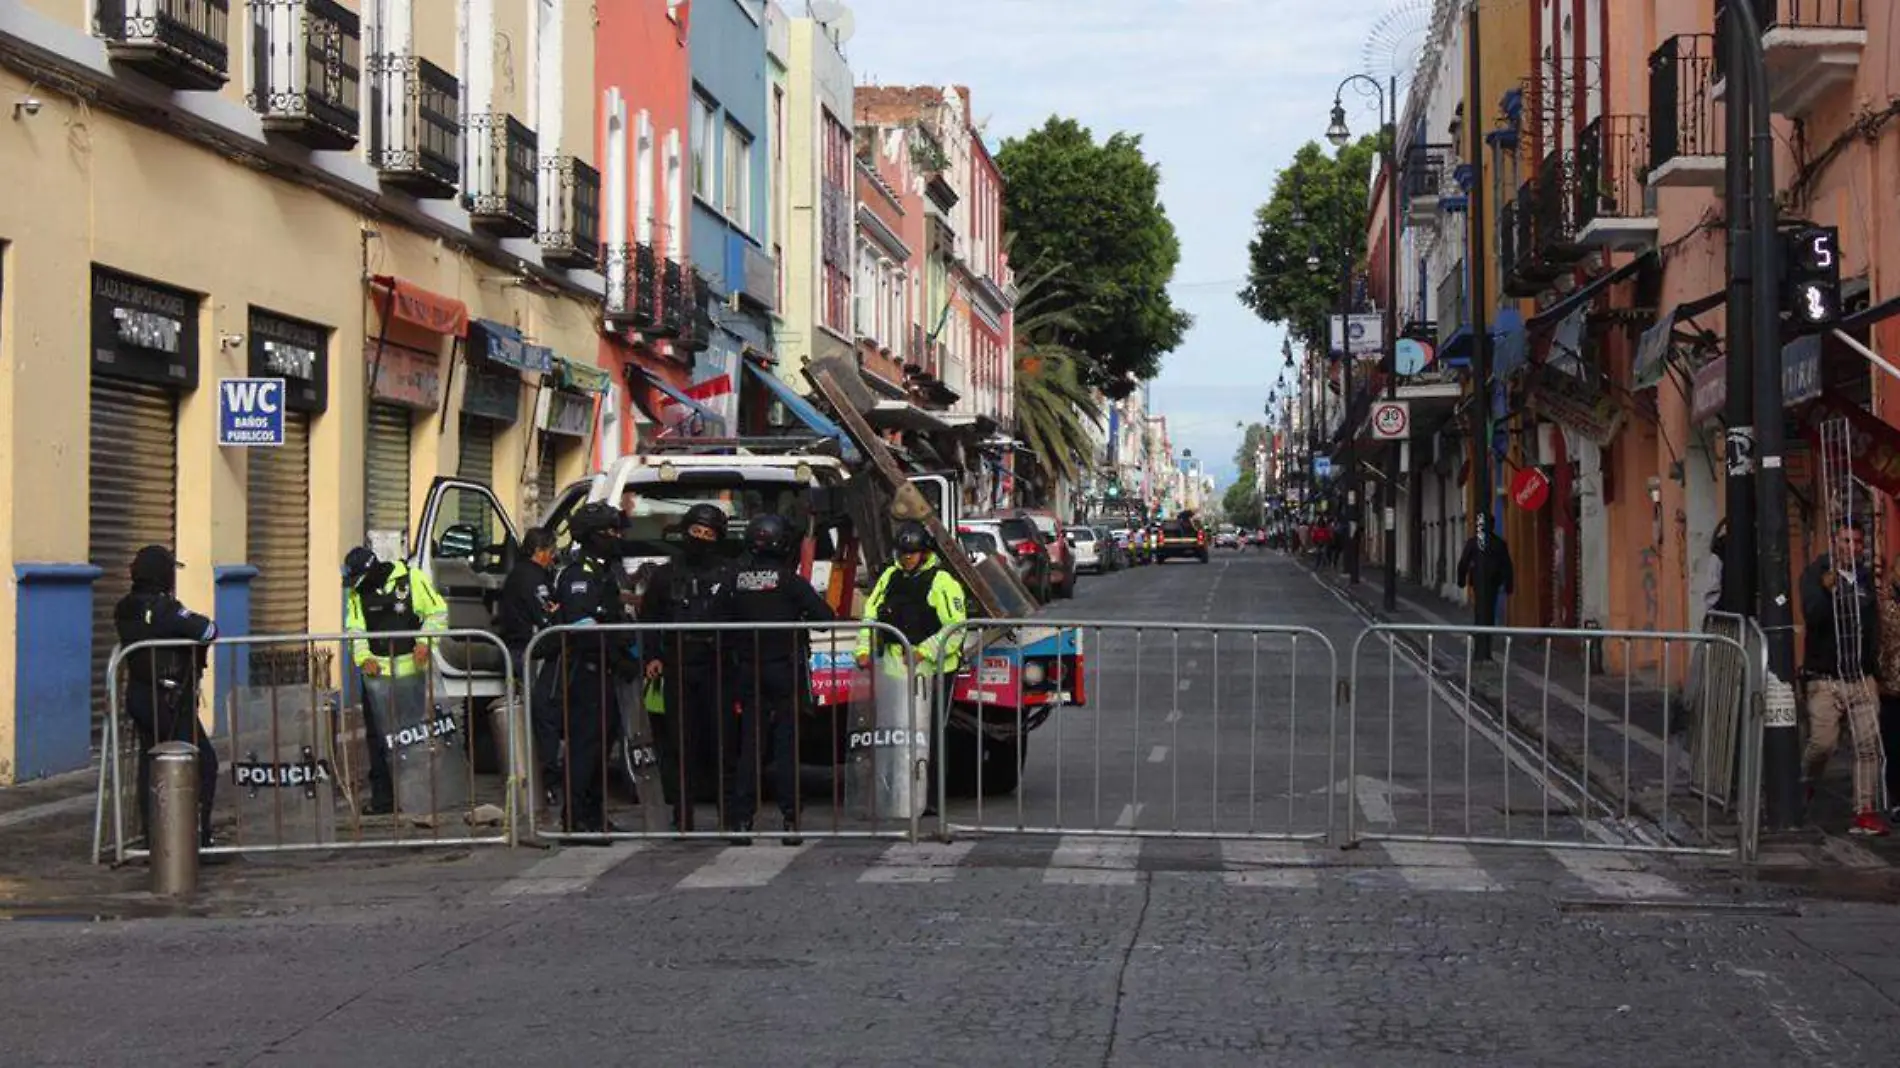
left=639, top=501, right=737, bottom=833
left=115, top=545, right=220, bottom=847
left=343, top=546, right=449, bottom=815
left=729, top=513, right=834, bottom=844
left=855, top=519, right=969, bottom=798
left=499, top=527, right=561, bottom=805
left=552, top=502, right=639, bottom=837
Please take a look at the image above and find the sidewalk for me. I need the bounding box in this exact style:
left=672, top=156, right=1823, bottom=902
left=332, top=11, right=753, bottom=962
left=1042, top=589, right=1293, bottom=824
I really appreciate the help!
left=1315, top=558, right=1900, bottom=870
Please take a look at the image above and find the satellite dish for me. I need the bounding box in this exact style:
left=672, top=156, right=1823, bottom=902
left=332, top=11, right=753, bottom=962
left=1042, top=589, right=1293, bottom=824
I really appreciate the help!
left=1395, top=337, right=1433, bottom=377
left=808, top=0, right=855, bottom=45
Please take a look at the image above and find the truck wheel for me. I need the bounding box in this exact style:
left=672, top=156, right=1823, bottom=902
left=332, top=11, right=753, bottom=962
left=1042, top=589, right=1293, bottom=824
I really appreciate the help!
left=1056, top=575, right=1075, bottom=599
left=1198, top=551, right=1210, bottom=563
left=978, top=733, right=1026, bottom=796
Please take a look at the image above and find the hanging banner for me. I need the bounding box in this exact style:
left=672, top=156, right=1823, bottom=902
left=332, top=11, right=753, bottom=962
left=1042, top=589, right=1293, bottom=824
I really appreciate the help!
left=1329, top=313, right=1383, bottom=358
left=1691, top=356, right=1726, bottom=425
left=1781, top=335, right=1823, bottom=407
left=1801, top=393, right=1900, bottom=498
left=1524, top=363, right=1625, bottom=445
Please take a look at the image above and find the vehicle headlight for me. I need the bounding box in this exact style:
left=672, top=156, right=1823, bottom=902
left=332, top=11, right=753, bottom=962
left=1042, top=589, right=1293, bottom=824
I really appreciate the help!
left=1021, top=661, right=1047, bottom=685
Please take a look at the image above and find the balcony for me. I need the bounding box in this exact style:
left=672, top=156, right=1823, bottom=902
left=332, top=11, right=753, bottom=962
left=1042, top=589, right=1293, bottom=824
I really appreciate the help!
left=1716, top=0, right=1866, bottom=118
left=97, top=0, right=231, bottom=91
left=1647, top=34, right=1724, bottom=190
left=246, top=0, right=359, bottom=149
left=1501, top=183, right=1556, bottom=298
left=537, top=156, right=600, bottom=270
left=1534, top=151, right=1586, bottom=267
left=367, top=53, right=460, bottom=199
left=681, top=271, right=715, bottom=353
left=1575, top=116, right=1659, bottom=252
left=1401, top=143, right=1454, bottom=226
left=465, top=114, right=537, bottom=238
left=658, top=259, right=687, bottom=338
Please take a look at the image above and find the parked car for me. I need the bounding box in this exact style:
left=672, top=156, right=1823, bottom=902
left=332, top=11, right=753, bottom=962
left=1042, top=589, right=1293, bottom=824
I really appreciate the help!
left=1090, top=525, right=1124, bottom=571
left=1019, top=510, right=1077, bottom=599
left=963, top=516, right=1054, bottom=602
left=1067, top=525, right=1105, bottom=574
left=957, top=527, right=1003, bottom=568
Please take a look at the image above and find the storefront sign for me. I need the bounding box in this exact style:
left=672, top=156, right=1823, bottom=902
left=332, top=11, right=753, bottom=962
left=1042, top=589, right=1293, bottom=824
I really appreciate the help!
left=1782, top=335, right=1822, bottom=407
left=248, top=307, right=329, bottom=413
left=541, top=390, right=593, bottom=437
left=469, top=318, right=553, bottom=373
left=554, top=357, right=612, bottom=395
left=1510, top=467, right=1551, bottom=512
left=364, top=338, right=442, bottom=411
left=461, top=362, right=521, bottom=423
left=1692, top=356, right=1726, bottom=424
left=1801, top=393, right=1900, bottom=498
left=91, top=265, right=200, bottom=390
left=1525, top=363, right=1625, bottom=445
left=1330, top=312, right=1383, bottom=358
left=217, top=378, right=286, bottom=447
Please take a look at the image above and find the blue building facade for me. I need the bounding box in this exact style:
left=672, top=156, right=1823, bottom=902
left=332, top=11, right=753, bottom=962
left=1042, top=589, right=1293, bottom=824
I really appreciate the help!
left=688, top=0, right=776, bottom=431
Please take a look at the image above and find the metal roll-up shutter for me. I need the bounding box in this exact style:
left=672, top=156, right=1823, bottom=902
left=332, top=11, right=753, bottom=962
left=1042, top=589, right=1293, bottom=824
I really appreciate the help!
left=366, top=402, right=413, bottom=552
left=247, top=411, right=311, bottom=681
left=90, top=378, right=179, bottom=726
left=534, top=432, right=557, bottom=512
left=458, top=414, right=496, bottom=527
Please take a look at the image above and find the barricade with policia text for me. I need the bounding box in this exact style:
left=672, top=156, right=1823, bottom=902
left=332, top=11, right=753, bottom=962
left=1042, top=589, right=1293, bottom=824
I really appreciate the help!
left=929, top=619, right=1340, bottom=844
left=1345, top=624, right=1758, bottom=859
left=519, top=620, right=924, bottom=843
left=93, top=629, right=517, bottom=864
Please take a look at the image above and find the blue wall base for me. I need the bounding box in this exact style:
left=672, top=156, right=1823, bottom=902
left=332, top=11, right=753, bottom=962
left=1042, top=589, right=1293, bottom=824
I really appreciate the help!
left=13, top=563, right=105, bottom=781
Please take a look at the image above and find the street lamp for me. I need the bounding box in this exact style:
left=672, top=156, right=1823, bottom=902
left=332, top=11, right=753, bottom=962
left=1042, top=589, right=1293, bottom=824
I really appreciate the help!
left=1325, top=104, right=1351, bottom=148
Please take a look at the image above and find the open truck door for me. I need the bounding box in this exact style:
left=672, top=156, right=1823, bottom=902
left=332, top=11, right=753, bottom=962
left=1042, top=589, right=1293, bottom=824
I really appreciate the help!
left=412, top=477, right=521, bottom=683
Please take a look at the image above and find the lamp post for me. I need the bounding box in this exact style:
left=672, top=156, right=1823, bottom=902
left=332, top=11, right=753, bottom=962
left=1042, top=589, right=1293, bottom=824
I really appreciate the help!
left=1328, top=72, right=1400, bottom=608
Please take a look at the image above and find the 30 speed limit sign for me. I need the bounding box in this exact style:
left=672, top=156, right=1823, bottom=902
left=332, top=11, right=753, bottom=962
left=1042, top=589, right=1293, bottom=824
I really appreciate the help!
left=1370, top=400, right=1410, bottom=440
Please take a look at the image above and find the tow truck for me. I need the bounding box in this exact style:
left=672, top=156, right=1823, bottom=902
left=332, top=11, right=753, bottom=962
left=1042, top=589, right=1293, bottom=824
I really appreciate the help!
left=408, top=395, right=1083, bottom=799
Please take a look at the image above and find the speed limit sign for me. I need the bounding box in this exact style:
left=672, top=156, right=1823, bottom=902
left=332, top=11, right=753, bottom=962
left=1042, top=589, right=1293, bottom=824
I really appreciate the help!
left=1371, top=400, right=1410, bottom=440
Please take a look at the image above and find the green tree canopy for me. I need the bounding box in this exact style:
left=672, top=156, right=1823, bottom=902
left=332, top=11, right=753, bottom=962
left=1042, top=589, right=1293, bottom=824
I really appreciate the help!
left=1237, top=136, right=1379, bottom=350
left=1012, top=254, right=1104, bottom=485
left=998, top=118, right=1192, bottom=399
left=1221, top=421, right=1271, bottom=523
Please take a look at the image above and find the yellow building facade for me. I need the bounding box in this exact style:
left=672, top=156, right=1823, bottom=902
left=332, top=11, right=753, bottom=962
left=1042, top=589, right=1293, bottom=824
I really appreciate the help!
left=0, top=0, right=604, bottom=782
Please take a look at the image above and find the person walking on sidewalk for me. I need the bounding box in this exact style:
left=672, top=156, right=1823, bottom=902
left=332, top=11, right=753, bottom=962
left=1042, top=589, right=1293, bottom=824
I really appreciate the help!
left=1874, top=553, right=1900, bottom=825
left=1799, top=522, right=1890, bottom=837
left=343, top=546, right=449, bottom=816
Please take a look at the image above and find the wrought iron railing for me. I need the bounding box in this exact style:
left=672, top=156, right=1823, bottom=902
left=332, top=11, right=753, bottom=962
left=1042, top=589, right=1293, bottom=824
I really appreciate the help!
left=466, top=113, right=537, bottom=236
left=248, top=0, right=360, bottom=147
left=659, top=259, right=686, bottom=336
left=1715, top=1, right=1865, bottom=78
left=537, top=156, right=600, bottom=269
left=1576, top=115, right=1651, bottom=229
left=1402, top=143, right=1454, bottom=201
left=1648, top=34, right=1722, bottom=170
left=367, top=52, right=460, bottom=195
left=96, top=0, right=231, bottom=88
left=634, top=244, right=660, bottom=325
left=1534, top=151, right=1579, bottom=258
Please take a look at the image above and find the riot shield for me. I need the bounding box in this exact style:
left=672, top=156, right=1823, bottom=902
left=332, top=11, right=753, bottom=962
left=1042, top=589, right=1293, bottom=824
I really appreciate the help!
left=847, top=664, right=929, bottom=824
left=363, top=673, right=470, bottom=819
left=227, top=686, right=338, bottom=845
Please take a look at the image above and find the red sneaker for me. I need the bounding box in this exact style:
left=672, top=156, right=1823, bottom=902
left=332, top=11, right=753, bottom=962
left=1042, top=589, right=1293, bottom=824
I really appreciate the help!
left=1849, top=811, right=1892, bottom=837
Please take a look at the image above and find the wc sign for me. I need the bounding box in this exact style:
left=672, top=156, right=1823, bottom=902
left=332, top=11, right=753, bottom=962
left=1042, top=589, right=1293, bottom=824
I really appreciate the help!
left=218, top=377, right=286, bottom=447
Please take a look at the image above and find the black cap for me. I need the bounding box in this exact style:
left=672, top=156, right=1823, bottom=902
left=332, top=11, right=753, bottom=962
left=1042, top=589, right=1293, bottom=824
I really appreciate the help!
left=130, top=545, right=182, bottom=587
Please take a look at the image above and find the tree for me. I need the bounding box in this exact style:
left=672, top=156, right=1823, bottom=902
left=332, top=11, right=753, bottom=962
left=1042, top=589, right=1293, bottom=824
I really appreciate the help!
left=1221, top=421, right=1271, bottom=522
left=998, top=118, right=1192, bottom=398
left=1237, top=136, right=1380, bottom=351
left=1012, top=256, right=1104, bottom=485
left=1222, top=479, right=1260, bottom=523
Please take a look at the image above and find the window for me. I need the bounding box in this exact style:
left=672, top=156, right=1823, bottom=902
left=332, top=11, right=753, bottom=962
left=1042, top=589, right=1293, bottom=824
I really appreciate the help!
left=854, top=247, right=875, bottom=337
left=820, top=113, right=853, bottom=335
left=771, top=87, right=786, bottom=253
left=723, top=120, right=752, bottom=231
left=690, top=93, right=716, bottom=202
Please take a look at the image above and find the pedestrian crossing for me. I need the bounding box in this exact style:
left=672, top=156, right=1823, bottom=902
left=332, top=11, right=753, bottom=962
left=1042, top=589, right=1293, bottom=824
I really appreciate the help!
left=490, top=835, right=1702, bottom=902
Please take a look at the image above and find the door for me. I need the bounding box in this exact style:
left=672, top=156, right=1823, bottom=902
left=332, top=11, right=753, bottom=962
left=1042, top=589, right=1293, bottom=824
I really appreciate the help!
left=247, top=409, right=313, bottom=681
left=366, top=402, right=414, bottom=558
left=413, top=478, right=521, bottom=680
left=90, top=378, right=178, bottom=727
left=908, top=473, right=958, bottom=530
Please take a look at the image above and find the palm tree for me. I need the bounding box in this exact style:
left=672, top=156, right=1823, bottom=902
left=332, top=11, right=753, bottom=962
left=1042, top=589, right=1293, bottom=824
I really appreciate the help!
left=1010, top=254, right=1105, bottom=485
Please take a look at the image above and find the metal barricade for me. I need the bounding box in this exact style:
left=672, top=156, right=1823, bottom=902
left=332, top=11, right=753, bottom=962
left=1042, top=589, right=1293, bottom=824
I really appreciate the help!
left=933, top=619, right=1339, bottom=843
left=520, top=621, right=920, bottom=843
left=1346, top=624, right=1753, bottom=857
left=94, top=628, right=516, bottom=864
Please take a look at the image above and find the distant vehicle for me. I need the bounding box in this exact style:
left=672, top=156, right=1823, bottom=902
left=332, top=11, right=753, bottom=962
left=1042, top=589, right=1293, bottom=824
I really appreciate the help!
left=1155, top=514, right=1211, bottom=563
left=961, top=517, right=1052, bottom=603
left=1090, top=525, right=1125, bottom=571
left=1214, top=530, right=1239, bottom=550
left=1066, top=525, right=1105, bottom=574
left=1019, top=510, right=1077, bottom=599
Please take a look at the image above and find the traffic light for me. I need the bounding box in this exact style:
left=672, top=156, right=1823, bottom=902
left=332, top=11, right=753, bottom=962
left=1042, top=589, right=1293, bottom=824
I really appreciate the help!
left=1781, top=225, right=1842, bottom=329
left=1107, top=485, right=1121, bottom=499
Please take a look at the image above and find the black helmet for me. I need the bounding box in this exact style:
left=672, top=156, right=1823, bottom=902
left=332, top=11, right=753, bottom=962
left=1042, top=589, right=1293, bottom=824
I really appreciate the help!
left=568, top=502, right=624, bottom=549
left=130, top=544, right=182, bottom=592
left=745, top=513, right=795, bottom=558
left=682, top=502, right=729, bottom=539
left=342, top=546, right=378, bottom=585
left=893, top=520, right=931, bottom=556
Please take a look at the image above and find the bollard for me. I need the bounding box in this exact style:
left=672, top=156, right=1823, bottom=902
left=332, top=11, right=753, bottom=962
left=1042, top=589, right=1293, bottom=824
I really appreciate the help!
left=488, top=695, right=533, bottom=841
left=149, top=741, right=200, bottom=897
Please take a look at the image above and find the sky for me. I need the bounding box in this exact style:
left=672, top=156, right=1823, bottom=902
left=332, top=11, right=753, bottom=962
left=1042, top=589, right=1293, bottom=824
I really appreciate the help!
left=840, top=0, right=1433, bottom=487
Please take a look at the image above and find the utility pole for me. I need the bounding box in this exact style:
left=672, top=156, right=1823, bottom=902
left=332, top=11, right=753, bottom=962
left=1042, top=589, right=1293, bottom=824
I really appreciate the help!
left=1382, top=73, right=1401, bottom=612
left=1465, top=2, right=1495, bottom=658
left=1720, top=19, right=1757, bottom=624
left=1341, top=253, right=1360, bottom=583
left=1728, top=2, right=1800, bottom=831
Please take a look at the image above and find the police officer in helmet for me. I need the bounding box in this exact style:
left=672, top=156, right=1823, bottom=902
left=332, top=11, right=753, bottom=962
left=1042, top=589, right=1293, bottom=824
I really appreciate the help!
left=114, top=545, right=220, bottom=847
left=729, top=512, right=834, bottom=844
left=855, top=518, right=968, bottom=722
left=552, top=502, right=640, bottom=838
left=638, top=501, right=738, bottom=833
left=343, top=545, right=449, bottom=815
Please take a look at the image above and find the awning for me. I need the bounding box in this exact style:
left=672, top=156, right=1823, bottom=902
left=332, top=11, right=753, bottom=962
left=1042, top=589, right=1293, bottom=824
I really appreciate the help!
left=1548, top=306, right=1587, bottom=374
left=743, top=361, right=860, bottom=463
left=1526, top=249, right=1656, bottom=330
left=468, top=318, right=553, bottom=373
left=370, top=275, right=468, bottom=337
left=632, top=364, right=725, bottom=429
left=551, top=355, right=611, bottom=394
left=1632, top=306, right=1677, bottom=390
left=868, top=399, right=951, bottom=435
left=936, top=412, right=999, bottom=435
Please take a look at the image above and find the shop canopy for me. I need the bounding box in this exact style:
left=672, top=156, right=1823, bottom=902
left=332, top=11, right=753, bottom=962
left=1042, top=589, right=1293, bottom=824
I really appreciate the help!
left=469, top=319, right=553, bottom=374
left=743, top=361, right=859, bottom=463
left=551, top=355, right=612, bottom=394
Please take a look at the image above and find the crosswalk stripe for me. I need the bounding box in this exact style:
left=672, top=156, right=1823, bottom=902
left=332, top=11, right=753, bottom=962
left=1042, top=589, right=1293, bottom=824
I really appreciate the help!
left=493, top=842, right=646, bottom=898
left=677, top=844, right=810, bottom=890
left=1221, top=840, right=1320, bottom=888
left=1549, top=850, right=1686, bottom=899
left=1044, top=835, right=1141, bottom=885
left=1380, top=842, right=1505, bottom=893
left=860, top=841, right=977, bottom=883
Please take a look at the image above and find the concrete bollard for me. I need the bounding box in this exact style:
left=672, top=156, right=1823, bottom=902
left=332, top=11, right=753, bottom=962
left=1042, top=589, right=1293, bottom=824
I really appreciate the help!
left=148, top=741, right=200, bottom=897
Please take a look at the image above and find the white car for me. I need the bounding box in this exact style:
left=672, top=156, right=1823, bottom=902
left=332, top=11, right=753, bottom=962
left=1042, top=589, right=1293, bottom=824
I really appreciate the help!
left=1067, top=526, right=1103, bottom=574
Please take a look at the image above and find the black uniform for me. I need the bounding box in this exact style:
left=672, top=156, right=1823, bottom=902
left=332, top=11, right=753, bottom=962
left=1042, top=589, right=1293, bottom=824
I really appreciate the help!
left=499, top=556, right=560, bottom=789
left=551, top=550, right=637, bottom=833
left=114, top=574, right=219, bottom=846
left=639, top=550, right=737, bottom=825
left=730, top=553, right=834, bottom=826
